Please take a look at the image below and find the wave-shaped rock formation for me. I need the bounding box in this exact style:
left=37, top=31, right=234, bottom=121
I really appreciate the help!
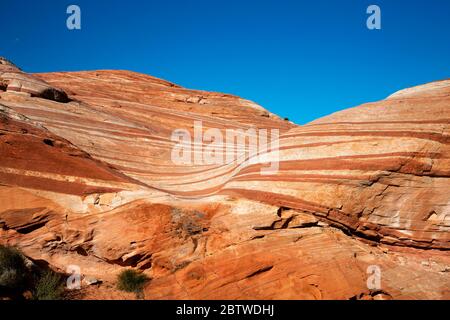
left=1, top=58, right=449, bottom=299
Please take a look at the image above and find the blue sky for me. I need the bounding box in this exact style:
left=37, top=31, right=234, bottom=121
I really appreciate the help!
left=1, top=0, right=449, bottom=124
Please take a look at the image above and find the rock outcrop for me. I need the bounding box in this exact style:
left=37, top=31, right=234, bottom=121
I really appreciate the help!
left=0, top=58, right=449, bottom=300
left=0, top=58, right=69, bottom=103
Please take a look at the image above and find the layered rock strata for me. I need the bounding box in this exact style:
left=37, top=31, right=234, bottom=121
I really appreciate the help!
left=1, top=60, right=449, bottom=299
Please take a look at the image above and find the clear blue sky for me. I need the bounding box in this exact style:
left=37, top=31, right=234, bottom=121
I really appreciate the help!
left=1, top=0, right=449, bottom=124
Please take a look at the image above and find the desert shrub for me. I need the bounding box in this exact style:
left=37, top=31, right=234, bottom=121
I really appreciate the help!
left=33, top=270, right=64, bottom=300
left=0, top=245, right=28, bottom=290
left=117, top=269, right=149, bottom=293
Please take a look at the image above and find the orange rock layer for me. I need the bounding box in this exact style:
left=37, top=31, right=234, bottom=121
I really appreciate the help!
left=0, top=61, right=449, bottom=299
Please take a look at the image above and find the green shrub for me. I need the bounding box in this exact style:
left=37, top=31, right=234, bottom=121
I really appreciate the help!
left=0, top=245, right=28, bottom=290
left=117, top=269, right=149, bottom=293
left=33, top=271, right=64, bottom=300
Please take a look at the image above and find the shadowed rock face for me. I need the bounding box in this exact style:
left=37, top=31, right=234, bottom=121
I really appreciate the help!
left=0, top=60, right=449, bottom=300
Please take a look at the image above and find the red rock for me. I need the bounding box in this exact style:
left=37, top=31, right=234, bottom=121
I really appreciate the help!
left=0, top=58, right=449, bottom=299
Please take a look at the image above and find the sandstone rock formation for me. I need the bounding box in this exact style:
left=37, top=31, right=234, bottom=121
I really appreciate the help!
left=0, top=58, right=449, bottom=299
left=0, top=58, right=69, bottom=103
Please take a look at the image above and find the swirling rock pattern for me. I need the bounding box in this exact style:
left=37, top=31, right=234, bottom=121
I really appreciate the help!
left=0, top=60, right=449, bottom=299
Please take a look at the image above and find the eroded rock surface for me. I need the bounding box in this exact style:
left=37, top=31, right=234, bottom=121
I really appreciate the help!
left=0, top=58, right=449, bottom=299
left=0, top=58, right=69, bottom=102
